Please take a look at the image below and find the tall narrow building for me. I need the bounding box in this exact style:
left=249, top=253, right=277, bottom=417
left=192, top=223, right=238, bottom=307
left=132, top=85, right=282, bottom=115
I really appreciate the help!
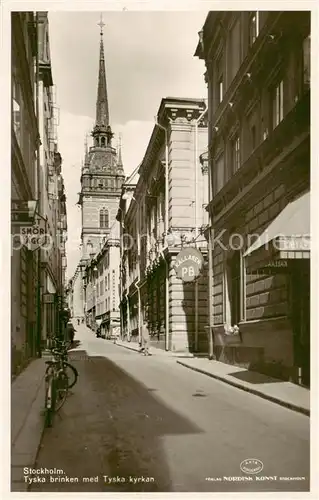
left=79, top=20, right=125, bottom=258
left=72, top=19, right=125, bottom=321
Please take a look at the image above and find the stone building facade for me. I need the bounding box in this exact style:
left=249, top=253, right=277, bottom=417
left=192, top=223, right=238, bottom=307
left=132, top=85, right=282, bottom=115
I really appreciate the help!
left=118, top=97, right=209, bottom=353
left=37, top=12, right=67, bottom=346
left=11, top=12, right=67, bottom=374
left=196, top=11, right=310, bottom=385
left=11, top=12, right=39, bottom=375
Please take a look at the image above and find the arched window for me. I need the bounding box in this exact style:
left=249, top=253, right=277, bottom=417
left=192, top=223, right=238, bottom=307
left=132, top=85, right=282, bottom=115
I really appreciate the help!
left=99, top=208, right=109, bottom=228
left=101, top=137, right=106, bottom=147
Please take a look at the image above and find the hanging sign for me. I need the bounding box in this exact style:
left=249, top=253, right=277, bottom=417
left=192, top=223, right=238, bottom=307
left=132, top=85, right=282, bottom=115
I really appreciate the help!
left=174, top=247, right=204, bottom=283
left=19, top=216, right=47, bottom=251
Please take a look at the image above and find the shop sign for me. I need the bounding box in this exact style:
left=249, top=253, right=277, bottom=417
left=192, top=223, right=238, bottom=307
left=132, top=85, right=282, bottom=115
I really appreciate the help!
left=19, top=216, right=47, bottom=251
left=174, top=247, right=204, bottom=283
left=43, top=293, right=56, bottom=304
left=249, top=260, right=289, bottom=276
left=277, top=236, right=310, bottom=252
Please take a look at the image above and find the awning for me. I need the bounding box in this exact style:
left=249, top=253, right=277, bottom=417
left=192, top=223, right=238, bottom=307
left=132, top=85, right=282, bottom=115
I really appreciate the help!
left=244, top=190, right=310, bottom=264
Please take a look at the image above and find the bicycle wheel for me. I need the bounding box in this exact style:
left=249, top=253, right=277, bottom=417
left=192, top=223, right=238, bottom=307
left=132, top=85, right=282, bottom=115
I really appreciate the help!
left=63, top=362, right=78, bottom=389
left=55, top=371, right=69, bottom=411
left=45, top=375, right=55, bottom=427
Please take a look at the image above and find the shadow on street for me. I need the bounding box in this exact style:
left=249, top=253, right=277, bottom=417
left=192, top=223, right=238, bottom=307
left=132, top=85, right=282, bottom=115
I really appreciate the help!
left=228, top=370, right=284, bottom=385
left=30, top=348, right=203, bottom=492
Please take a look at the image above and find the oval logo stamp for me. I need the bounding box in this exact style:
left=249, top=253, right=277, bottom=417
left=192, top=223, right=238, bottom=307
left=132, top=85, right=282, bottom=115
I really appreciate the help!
left=240, top=459, right=264, bottom=475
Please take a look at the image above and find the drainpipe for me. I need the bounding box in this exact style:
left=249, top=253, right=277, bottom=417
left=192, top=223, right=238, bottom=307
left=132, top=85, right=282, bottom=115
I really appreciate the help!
left=194, top=103, right=208, bottom=353
left=155, top=120, right=169, bottom=351
left=35, top=12, right=42, bottom=357
left=134, top=197, right=142, bottom=345
left=207, top=123, right=215, bottom=360
left=127, top=295, right=131, bottom=341
left=134, top=282, right=141, bottom=344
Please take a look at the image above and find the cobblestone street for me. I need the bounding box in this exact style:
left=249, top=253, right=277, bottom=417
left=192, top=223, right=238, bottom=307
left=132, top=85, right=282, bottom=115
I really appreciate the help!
left=26, top=325, right=310, bottom=493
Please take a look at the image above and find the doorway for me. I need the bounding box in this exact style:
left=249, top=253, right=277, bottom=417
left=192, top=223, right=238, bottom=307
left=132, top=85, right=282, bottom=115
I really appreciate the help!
left=291, top=260, right=310, bottom=387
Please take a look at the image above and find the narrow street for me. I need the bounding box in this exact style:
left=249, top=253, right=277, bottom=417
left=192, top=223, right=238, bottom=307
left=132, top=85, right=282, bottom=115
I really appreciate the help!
left=28, top=323, right=310, bottom=493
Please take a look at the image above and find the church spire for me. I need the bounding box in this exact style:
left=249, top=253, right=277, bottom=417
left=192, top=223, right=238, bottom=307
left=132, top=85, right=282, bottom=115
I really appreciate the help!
left=92, top=14, right=113, bottom=147
left=96, top=15, right=109, bottom=127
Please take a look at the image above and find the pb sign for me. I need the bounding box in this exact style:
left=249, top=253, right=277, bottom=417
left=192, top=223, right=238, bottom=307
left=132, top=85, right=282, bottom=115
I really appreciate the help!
left=174, top=247, right=204, bottom=283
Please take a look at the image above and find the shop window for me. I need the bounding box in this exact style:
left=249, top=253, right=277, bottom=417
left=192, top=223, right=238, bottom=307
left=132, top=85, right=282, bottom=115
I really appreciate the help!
left=272, top=80, right=284, bottom=129
left=249, top=12, right=259, bottom=46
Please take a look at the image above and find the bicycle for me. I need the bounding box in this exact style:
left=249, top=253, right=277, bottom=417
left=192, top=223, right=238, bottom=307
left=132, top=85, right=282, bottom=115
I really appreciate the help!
left=44, top=351, right=69, bottom=427
left=45, top=338, right=78, bottom=389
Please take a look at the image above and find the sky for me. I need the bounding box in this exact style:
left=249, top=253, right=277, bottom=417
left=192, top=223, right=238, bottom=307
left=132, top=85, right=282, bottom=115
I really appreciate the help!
left=48, top=11, right=208, bottom=279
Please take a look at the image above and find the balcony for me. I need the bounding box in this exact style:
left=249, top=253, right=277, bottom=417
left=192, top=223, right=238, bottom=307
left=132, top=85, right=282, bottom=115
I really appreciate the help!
left=209, top=89, right=310, bottom=218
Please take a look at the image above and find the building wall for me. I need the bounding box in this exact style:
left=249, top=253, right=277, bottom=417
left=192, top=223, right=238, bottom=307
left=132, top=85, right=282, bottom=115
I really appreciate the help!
left=72, top=269, right=84, bottom=319
left=169, top=123, right=207, bottom=231
left=121, top=98, right=209, bottom=353
left=11, top=12, right=39, bottom=375
left=198, top=10, right=310, bottom=379
left=37, top=13, right=66, bottom=345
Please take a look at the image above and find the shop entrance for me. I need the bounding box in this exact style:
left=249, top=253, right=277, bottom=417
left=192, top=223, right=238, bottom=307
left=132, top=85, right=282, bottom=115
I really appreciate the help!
left=291, top=260, right=310, bottom=387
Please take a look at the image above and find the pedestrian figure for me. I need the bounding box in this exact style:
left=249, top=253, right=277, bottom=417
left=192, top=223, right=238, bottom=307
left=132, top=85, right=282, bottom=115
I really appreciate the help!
left=66, top=321, right=75, bottom=344
left=141, top=319, right=150, bottom=356
left=82, top=317, right=84, bottom=324
left=77, top=318, right=80, bottom=326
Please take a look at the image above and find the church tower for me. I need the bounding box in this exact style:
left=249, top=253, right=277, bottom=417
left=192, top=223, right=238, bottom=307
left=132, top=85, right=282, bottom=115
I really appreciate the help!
left=78, top=17, right=125, bottom=260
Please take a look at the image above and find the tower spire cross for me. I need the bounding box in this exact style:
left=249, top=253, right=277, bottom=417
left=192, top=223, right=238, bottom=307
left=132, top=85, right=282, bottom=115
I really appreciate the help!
left=98, top=14, right=105, bottom=35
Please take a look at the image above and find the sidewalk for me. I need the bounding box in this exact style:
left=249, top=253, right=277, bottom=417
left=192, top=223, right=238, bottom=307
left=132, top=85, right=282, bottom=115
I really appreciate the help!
left=115, top=339, right=194, bottom=358
left=177, top=358, right=310, bottom=416
left=11, top=356, right=47, bottom=492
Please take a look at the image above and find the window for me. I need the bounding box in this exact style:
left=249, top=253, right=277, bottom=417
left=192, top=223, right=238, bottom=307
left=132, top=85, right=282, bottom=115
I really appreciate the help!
left=214, top=153, right=225, bottom=194
left=101, top=137, right=106, bottom=147
left=229, top=19, right=241, bottom=82
left=249, top=11, right=259, bottom=46
left=303, top=35, right=310, bottom=90
left=231, top=134, right=240, bottom=174
left=216, top=53, right=224, bottom=105
left=272, top=80, right=284, bottom=128
left=12, top=76, right=21, bottom=145
left=99, top=208, right=109, bottom=228
left=251, top=125, right=256, bottom=151
left=218, top=78, right=223, bottom=104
